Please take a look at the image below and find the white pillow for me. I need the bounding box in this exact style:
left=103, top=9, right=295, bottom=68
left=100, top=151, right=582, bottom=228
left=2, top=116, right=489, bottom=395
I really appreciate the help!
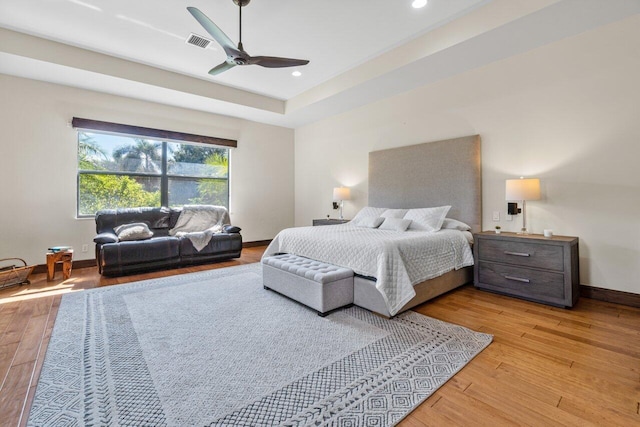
left=379, top=217, right=412, bottom=232
left=403, top=206, right=451, bottom=232
left=114, top=222, right=154, bottom=241
left=355, top=217, right=384, bottom=228
left=381, top=209, right=408, bottom=219
left=351, top=207, right=387, bottom=225
left=442, top=218, right=472, bottom=231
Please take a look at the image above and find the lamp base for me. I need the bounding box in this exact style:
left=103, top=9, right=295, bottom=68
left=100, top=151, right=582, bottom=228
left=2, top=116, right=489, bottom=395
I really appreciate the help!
left=517, top=227, right=530, bottom=235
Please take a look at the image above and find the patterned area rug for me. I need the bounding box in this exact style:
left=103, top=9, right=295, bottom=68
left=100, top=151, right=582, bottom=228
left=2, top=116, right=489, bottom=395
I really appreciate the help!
left=28, top=263, right=492, bottom=426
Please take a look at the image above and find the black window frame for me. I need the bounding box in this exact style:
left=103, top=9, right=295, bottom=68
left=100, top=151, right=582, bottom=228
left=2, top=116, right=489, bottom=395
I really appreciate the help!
left=74, top=118, right=236, bottom=218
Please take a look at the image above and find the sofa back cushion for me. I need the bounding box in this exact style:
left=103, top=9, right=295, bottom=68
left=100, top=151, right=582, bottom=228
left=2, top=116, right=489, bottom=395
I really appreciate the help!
left=95, top=207, right=172, bottom=234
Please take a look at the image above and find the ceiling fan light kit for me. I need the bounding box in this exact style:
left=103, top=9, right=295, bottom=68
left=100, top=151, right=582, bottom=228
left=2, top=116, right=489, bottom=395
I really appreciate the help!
left=188, top=0, right=309, bottom=76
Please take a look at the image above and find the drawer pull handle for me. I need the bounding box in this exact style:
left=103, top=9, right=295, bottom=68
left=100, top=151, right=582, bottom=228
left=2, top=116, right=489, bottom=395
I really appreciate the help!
left=504, top=251, right=530, bottom=257
left=504, top=275, right=530, bottom=283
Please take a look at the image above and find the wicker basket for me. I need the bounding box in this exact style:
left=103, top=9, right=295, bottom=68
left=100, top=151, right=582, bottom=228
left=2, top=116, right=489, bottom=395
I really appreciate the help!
left=0, top=258, right=35, bottom=290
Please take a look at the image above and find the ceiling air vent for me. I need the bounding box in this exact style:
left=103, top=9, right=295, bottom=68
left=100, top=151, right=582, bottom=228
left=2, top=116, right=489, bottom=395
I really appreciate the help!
left=186, top=33, right=212, bottom=49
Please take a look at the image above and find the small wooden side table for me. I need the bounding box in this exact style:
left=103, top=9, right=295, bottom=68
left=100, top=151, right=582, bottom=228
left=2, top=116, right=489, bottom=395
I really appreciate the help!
left=312, top=218, right=351, bottom=226
left=46, top=250, right=73, bottom=281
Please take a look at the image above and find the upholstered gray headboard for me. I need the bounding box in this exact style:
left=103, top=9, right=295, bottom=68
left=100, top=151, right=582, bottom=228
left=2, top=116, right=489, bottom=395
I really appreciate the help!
left=368, top=135, right=482, bottom=233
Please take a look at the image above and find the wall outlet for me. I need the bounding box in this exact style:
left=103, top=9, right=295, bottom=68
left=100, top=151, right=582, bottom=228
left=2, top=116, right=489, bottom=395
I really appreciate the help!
left=82, top=244, right=89, bottom=253
left=492, top=211, right=500, bottom=221
left=506, top=214, right=513, bottom=221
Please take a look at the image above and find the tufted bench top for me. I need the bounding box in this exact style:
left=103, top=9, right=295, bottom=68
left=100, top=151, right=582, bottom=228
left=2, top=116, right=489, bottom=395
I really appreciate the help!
left=262, top=254, right=353, bottom=284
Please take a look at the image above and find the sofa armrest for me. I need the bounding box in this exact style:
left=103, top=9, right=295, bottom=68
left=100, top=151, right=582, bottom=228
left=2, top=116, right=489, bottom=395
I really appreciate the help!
left=94, top=232, right=118, bottom=244
left=223, top=225, right=242, bottom=234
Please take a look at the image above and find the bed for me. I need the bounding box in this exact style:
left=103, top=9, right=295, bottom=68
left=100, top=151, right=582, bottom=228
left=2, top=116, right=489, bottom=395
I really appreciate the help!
left=264, top=135, right=481, bottom=317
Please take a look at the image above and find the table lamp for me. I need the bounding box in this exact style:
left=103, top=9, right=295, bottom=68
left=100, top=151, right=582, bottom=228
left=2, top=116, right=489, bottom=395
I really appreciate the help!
left=332, top=187, right=351, bottom=220
left=505, top=177, right=540, bottom=234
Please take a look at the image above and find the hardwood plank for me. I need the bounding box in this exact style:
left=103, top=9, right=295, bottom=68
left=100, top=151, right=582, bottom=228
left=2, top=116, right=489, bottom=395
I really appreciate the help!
left=522, top=329, right=639, bottom=373
left=456, top=360, right=562, bottom=407
left=397, top=413, right=430, bottom=427
left=0, top=303, right=33, bottom=345
left=558, top=394, right=640, bottom=426
left=0, top=361, right=35, bottom=424
left=430, top=389, right=514, bottom=426
left=0, top=341, right=20, bottom=389
left=401, top=398, right=461, bottom=427
left=12, top=313, right=50, bottom=366
left=464, top=382, right=590, bottom=426
left=0, top=302, right=20, bottom=334
left=533, top=324, right=640, bottom=357
left=496, top=361, right=638, bottom=416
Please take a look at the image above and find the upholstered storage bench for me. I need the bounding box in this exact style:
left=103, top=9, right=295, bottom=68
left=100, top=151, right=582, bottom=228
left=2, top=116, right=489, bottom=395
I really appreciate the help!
left=262, top=254, right=354, bottom=316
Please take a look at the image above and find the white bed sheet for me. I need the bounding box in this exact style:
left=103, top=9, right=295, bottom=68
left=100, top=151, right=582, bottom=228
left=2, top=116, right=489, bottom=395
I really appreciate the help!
left=263, top=224, right=474, bottom=316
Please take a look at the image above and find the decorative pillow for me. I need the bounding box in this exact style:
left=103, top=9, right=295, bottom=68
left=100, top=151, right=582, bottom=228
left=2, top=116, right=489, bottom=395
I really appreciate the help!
left=381, top=209, right=408, bottom=219
left=442, top=218, right=472, bottom=231
left=114, top=222, right=154, bottom=241
left=354, top=217, right=384, bottom=228
left=403, top=206, right=451, bottom=232
left=223, top=225, right=242, bottom=233
left=351, top=207, right=387, bottom=225
left=379, top=217, right=412, bottom=232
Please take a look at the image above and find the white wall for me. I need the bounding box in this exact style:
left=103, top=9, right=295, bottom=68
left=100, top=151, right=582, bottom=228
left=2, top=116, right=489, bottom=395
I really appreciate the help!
left=0, top=75, right=294, bottom=265
left=295, top=16, right=640, bottom=294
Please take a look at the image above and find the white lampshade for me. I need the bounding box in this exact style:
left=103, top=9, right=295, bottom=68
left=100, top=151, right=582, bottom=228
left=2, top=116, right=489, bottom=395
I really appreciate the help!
left=506, top=178, right=540, bottom=201
left=333, top=187, right=351, bottom=201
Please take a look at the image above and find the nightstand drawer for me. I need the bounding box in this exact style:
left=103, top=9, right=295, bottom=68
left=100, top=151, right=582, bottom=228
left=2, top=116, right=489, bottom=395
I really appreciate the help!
left=478, top=262, right=565, bottom=300
left=478, top=239, right=564, bottom=271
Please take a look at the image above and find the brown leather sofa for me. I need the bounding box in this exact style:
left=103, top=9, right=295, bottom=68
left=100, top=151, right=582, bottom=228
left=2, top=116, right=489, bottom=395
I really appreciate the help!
left=94, top=207, right=242, bottom=276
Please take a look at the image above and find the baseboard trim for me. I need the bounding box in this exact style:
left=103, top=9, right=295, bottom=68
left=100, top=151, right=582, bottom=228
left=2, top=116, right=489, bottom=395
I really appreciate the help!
left=243, top=240, right=271, bottom=248
left=579, top=285, right=640, bottom=308
left=32, top=258, right=96, bottom=274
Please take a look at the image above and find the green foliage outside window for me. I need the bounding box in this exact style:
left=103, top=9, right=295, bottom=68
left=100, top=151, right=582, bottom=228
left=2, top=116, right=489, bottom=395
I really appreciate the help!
left=191, top=153, right=229, bottom=206
left=79, top=174, right=161, bottom=215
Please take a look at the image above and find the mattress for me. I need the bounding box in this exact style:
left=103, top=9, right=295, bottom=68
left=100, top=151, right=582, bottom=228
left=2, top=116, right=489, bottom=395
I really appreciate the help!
left=263, top=224, right=474, bottom=316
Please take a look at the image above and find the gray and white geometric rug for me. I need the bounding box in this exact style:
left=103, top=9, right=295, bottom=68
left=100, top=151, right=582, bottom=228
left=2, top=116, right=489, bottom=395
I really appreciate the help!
left=28, top=263, right=492, bottom=426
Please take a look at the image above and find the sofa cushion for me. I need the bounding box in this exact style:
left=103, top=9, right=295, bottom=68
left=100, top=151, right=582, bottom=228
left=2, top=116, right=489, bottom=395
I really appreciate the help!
left=99, top=237, right=180, bottom=266
left=95, top=207, right=171, bottom=234
left=179, top=233, right=242, bottom=258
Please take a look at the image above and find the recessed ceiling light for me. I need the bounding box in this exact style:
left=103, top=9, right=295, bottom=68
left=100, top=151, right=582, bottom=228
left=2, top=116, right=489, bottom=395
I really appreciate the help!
left=292, top=71, right=302, bottom=77
left=412, top=0, right=428, bottom=9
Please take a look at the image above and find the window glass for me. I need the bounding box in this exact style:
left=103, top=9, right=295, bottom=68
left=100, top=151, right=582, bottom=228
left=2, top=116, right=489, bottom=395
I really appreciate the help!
left=77, top=132, right=229, bottom=216
left=168, top=177, right=228, bottom=207
left=167, top=142, right=228, bottom=178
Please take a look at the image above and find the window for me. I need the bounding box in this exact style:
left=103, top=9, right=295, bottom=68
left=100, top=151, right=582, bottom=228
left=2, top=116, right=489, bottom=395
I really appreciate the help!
left=75, top=119, right=234, bottom=217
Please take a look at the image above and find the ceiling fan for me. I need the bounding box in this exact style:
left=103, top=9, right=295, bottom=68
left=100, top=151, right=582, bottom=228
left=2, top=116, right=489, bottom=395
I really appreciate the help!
left=187, top=0, right=310, bottom=76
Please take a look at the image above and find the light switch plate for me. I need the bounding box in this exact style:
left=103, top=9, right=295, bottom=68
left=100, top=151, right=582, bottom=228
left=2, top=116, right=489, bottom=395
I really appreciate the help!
left=506, top=214, right=513, bottom=221
left=492, top=211, right=500, bottom=221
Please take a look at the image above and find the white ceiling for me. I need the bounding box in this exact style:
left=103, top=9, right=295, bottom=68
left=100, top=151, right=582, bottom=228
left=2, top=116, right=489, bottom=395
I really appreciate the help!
left=0, top=0, right=487, bottom=99
left=1, top=0, right=639, bottom=128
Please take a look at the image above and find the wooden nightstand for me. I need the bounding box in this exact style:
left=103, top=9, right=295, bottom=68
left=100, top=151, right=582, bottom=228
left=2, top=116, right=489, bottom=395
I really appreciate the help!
left=473, top=231, right=579, bottom=308
left=312, top=218, right=350, bottom=226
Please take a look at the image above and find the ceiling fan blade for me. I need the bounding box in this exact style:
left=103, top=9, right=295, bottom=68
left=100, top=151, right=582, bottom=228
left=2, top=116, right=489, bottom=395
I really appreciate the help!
left=248, top=56, right=310, bottom=68
left=208, top=61, right=236, bottom=76
left=187, top=7, right=239, bottom=56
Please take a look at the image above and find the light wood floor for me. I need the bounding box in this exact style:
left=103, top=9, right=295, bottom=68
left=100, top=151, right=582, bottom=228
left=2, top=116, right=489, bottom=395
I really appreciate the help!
left=1, top=246, right=638, bottom=426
